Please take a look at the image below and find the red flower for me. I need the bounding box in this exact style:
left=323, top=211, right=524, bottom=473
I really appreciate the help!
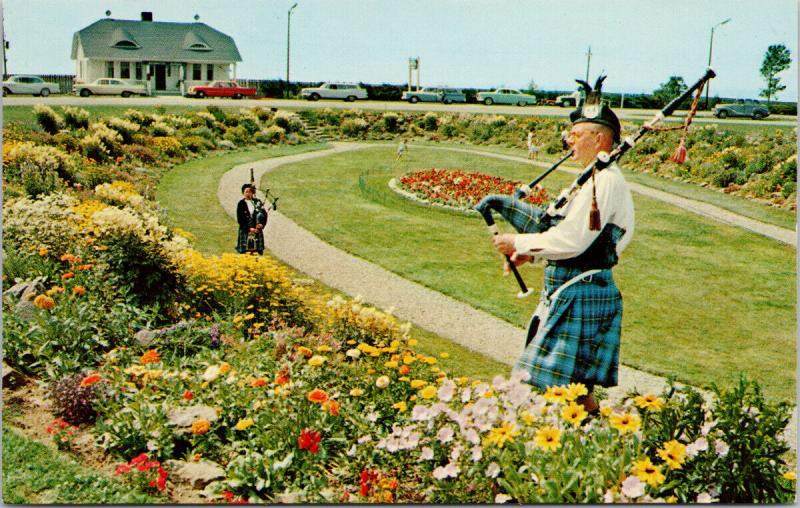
left=80, top=373, right=102, bottom=386
left=222, top=490, right=235, bottom=500
left=183, top=390, right=193, bottom=400
left=115, top=464, right=132, bottom=475
left=297, top=428, right=321, bottom=454
left=275, top=367, right=290, bottom=385
left=130, top=452, right=149, bottom=465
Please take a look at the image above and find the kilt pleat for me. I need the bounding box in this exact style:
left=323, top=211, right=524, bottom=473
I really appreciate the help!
left=516, top=265, right=622, bottom=390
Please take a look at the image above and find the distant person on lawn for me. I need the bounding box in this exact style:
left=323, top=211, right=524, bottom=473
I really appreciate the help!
left=236, top=183, right=267, bottom=255
left=526, top=128, right=539, bottom=160
left=396, top=139, right=407, bottom=159
left=493, top=76, right=635, bottom=415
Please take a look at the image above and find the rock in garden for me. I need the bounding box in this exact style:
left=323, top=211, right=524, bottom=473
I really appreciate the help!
left=14, top=298, right=37, bottom=321
left=165, top=459, right=225, bottom=489
left=4, top=277, right=46, bottom=300
left=2, top=361, right=26, bottom=387
left=166, top=405, right=219, bottom=428
left=134, top=329, right=159, bottom=346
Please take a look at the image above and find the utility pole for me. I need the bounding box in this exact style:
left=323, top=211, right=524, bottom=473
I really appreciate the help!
left=285, top=3, right=298, bottom=99
left=1, top=4, right=7, bottom=79
left=585, top=46, right=592, bottom=82
left=705, top=18, right=731, bottom=109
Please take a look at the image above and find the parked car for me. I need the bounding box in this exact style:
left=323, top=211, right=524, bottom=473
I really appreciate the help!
left=300, top=83, right=368, bottom=101
left=555, top=91, right=583, bottom=107
left=73, top=78, right=149, bottom=97
left=477, top=88, right=537, bottom=106
left=401, top=87, right=466, bottom=104
left=2, top=75, right=61, bottom=97
left=713, top=99, right=770, bottom=120
left=185, top=80, right=257, bottom=99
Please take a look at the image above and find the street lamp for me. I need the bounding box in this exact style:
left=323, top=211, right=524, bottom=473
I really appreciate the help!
left=285, top=2, right=298, bottom=99
left=705, top=17, right=731, bottom=109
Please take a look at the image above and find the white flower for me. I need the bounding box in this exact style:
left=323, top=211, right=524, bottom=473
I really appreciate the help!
left=437, top=426, right=454, bottom=443
left=715, top=439, right=729, bottom=456
left=603, top=489, right=616, bottom=503
left=621, top=475, right=645, bottom=499
left=366, top=411, right=380, bottom=423
left=696, top=492, right=716, bottom=503
left=686, top=436, right=709, bottom=457
left=375, top=376, right=390, bottom=388
left=462, top=428, right=480, bottom=445
left=485, top=462, right=500, bottom=478
left=432, top=462, right=460, bottom=480
left=471, top=445, right=483, bottom=462
left=461, top=388, right=472, bottom=403
left=346, top=444, right=357, bottom=456
left=438, top=379, right=456, bottom=402
left=202, top=365, right=220, bottom=382
left=419, top=446, right=434, bottom=461
left=411, top=404, right=433, bottom=421
left=345, top=348, right=361, bottom=359
left=701, top=420, right=716, bottom=436
left=510, top=369, right=530, bottom=383
left=357, top=435, right=372, bottom=444
left=494, top=493, right=512, bottom=503
left=450, top=444, right=463, bottom=462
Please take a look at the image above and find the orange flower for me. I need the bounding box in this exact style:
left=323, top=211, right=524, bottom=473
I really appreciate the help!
left=140, top=350, right=161, bottom=365
left=183, top=390, right=193, bottom=400
left=275, top=367, right=290, bottom=385
left=78, top=264, right=94, bottom=270
left=60, top=254, right=81, bottom=263
left=61, top=272, right=75, bottom=280
left=72, top=286, right=86, bottom=296
left=80, top=373, right=102, bottom=386
left=306, top=389, right=328, bottom=404
left=33, top=294, right=55, bottom=310
left=398, top=365, right=411, bottom=375
left=38, top=247, right=49, bottom=256
left=191, top=419, right=211, bottom=435
left=297, top=346, right=313, bottom=358
left=251, top=377, right=267, bottom=387
left=323, top=399, right=340, bottom=416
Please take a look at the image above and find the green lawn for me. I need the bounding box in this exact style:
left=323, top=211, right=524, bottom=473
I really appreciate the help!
left=156, top=144, right=511, bottom=383
left=1, top=427, right=158, bottom=504
left=263, top=145, right=796, bottom=402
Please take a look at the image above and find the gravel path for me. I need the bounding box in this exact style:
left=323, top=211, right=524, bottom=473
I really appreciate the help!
left=218, top=142, right=796, bottom=447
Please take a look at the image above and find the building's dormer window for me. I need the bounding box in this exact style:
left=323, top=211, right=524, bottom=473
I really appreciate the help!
left=183, top=31, right=213, bottom=51
left=113, top=40, right=140, bottom=49
left=110, top=28, right=140, bottom=49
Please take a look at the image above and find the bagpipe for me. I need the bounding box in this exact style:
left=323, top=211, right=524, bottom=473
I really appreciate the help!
left=475, top=68, right=716, bottom=298
left=245, top=168, right=280, bottom=252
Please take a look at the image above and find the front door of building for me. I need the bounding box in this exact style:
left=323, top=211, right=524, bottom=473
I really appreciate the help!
left=154, top=64, right=166, bottom=91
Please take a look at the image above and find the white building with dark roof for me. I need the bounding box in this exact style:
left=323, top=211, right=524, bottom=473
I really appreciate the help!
left=71, top=12, right=242, bottom=94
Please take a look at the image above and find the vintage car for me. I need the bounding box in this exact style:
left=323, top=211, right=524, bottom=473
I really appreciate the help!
left=555, top=91, right=583, bottom=107
left=712, top=99, right=770, bottom=120
left=185, top=80, right=257, bottom=99
left=402, top=87, right=466, bottom=104
left=476, top=88, right=537, bottom=106
left=300, top=83, right=368, bottom=101
left=73, top=78, right=149, bottom=97
left=2, top=75, right=61, bottom=96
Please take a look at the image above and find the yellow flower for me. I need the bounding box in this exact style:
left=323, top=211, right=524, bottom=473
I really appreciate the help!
left=350, top=387, right=364, bottom=397
left=297, top=346, right=313, bottom=358
left=243, top=313, right=255, bottom=320
left=599, top=405, right=613, bottom=417
left=609, top=412, right=641, bottom=434
left=484, top=421, right=519, bottom=449
left=419, top=386, right=437, bottom=399
left=191, top=419, right=211, bottom=435
left=376, top=376, right=390, bottom=388
left=520, top=410, right=536, bottom=426
left=783, top=471, right=796, bottom=481
left=317, top=345, right=332, bottom=352
left=543, top=385, right=571, bottom=404
left=234, top=418, right=254, bottom=431
left=390, top=340, right=401, bottom=348
left=439, top=352, right=450, bottom=359
left=408, top=339, right=418, bottom=347
left=665, top=496, right=678, bottom=504
left=384, top=360, right=399, bottom=368
left=398, top=376, right=410, bottom=382
left=392, top=401, right=407, bottom=412
left=657, top=440, right=687, bottom=470
left=367, top=368, right=376, bottom=375
left=38, top=247, right=49, bottom=256
left=423, top=356, right=437, bottom=365
left=346, top=340, right=356, bottom=345
left=533, top=426, right=561, bottom=452
left=308, top=355, right=327, bottom=367
left=561, top=401, right=588, bottom=426
left=402, top=355, right=416, bottom=365
left=634, top=393, right=665, bottom=411
left=457, top=377, right=469, bottom=386
left=631, top=457, right=665, bottom=487
left=410, top=379, right=427, bottom=389
left=33, top=294, right=55, bottom=310
left=567, top=382, right=588, bottom=399
left=218, top=362, right=232, bottom=374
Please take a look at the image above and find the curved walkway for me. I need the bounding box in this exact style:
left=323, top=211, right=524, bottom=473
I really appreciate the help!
left=217, top=142, right=796, bottom=446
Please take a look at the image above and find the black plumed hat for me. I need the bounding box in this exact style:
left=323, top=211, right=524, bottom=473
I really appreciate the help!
left=569, top=75, right=621, bottom=143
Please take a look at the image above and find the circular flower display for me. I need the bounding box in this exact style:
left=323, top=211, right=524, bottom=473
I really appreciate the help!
left=397, top=168, right=549, bottom=210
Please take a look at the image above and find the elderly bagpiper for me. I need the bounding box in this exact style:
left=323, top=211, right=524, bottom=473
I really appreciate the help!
left=492, top=76, right=635, bottom=414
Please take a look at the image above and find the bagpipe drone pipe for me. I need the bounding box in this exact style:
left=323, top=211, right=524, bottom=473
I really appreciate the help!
left=475, top=68, right=716, bottom=297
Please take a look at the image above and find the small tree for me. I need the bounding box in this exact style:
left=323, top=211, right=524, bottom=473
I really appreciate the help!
left=653, top=76, right=688, bottom=108
left=759, top=44, right=791, bottom=104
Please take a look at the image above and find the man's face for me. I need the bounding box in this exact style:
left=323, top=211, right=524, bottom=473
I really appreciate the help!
left=243, top=187, right=255, bottom=199
left=567, top=123, right=609, bottom=166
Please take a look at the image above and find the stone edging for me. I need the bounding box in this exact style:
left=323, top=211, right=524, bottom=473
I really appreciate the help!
left=387, top=177, right=478, bottom=216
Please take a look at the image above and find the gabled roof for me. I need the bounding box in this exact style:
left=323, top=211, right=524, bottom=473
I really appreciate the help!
left=71, top=18, right=242, bottom=62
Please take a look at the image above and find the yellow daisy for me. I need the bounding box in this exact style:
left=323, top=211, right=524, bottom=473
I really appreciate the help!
left=533, top=426, right=562, bottom=452
left=483, top=421, right=519, bottom=449
left=609, top=412, right=641, bottom=434
left=561, top=401, right=588, bottom=426
left=634, top=394, right=665, bottom=411
left=657, top=440, right=687, bottom=470
left=631, top=457, right=665, bottom=487
left=543, top=385, right=571, bottom=404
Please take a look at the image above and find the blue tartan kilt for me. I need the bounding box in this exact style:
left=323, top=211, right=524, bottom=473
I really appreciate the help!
left=236, top=228, right=265, bottom=254
left=515, top=265, right=622, bottom=390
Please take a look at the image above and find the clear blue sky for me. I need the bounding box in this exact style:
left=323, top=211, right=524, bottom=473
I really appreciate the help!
left=3, top=0, right=797, bottom=100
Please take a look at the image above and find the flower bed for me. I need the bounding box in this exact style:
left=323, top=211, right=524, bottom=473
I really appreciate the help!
left=397, top=168, right=550, bottom=210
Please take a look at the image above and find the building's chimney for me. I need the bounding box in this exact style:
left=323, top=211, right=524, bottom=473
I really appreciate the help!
left=141, top=12, right=153, bottom=22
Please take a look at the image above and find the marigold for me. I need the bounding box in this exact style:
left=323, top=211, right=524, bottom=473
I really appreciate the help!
left=72, top=286, right=86, bottom=296
left=392, top=401, right=408, bottom=412
left=38, top=247, right=49, bottom=256
left=439, top=352, right=450, bottom=359
left=419, top=385, right=437, bottom=399
left=218, top=362, right=232, bottom=375
left=323, top=399, right=340, bottom=416
left=308, top=355, right=327, bottom=367
left=61, top=272, right=75, bottom=280
left=533, top=426, right=561, bottom=452
left=609, top=412, right=642, bottom=434
left=251, top=377, right=268, bottom=388
left=80, top=373, right=102, bottom=387
left=384, top=360, right=399, bottom=369
left=297, top=346, right=313, bottom=358
left=191, top=419, right=211, bottom=435
left=307, top=388, right=328, bottom=403
left=634, top=394, right=665, bottom=411
left=275, top=367, right=290, bottom=385
left=398, top=364, right=411, bottom=375
left=410, top=379, right=427, bottom=389
left=631, top=457, right=665, bottom=487
left=140, top=350, right=161, bottom=365
left=33, top=294, right=55, bottom=310
left=77, top=264, right=93, bottom=270
left=408, top=339, right=418, bottom=347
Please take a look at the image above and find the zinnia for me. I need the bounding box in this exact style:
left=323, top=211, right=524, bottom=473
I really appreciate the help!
left=140, top=349, right=161, bottom=365
left=72, top=286, right=86, bottom=296
left=323, top=399, right=340, bottom=416
left=251, top=377, right=267, bottom=387
left=33, top=294, right=55, bottom=310
left=298, top=428, right=321, bottom=453
left=307, top=388, right=328, bottom=403
left=79, top=373, right=102, bottom=387
left=191, top=419, right=211, bottom=435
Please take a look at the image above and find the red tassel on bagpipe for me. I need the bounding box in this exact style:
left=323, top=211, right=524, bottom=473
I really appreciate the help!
left=670, top=138, right=688, bottom=164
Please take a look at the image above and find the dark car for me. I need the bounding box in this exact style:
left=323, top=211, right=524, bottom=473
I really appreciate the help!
left=713, top=99, right=770, bottom=120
